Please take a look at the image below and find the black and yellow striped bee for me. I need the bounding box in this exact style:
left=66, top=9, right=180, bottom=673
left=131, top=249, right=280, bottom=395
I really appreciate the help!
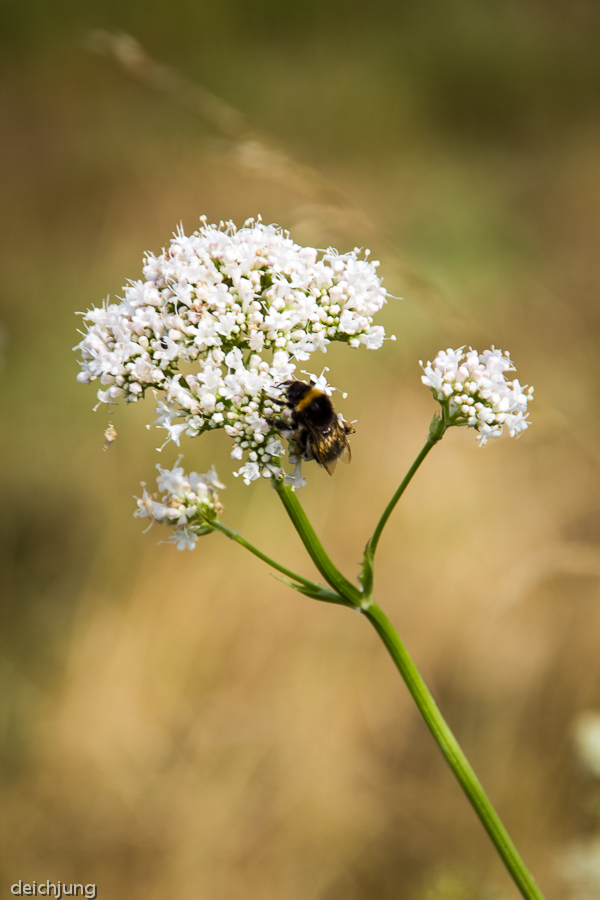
left=267, top=380, right=354, bottom=475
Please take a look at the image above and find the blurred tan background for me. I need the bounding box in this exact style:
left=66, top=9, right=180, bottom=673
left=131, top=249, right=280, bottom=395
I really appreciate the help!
left=3, top=2, right=600, bottom=898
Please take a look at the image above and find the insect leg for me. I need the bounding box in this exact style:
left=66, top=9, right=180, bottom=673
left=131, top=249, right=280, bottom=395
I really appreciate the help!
left=264, top=417, right=294, bottom=432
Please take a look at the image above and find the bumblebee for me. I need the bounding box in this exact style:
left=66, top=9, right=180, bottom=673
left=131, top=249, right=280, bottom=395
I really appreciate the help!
left=267, top=380, right=354, bottom=475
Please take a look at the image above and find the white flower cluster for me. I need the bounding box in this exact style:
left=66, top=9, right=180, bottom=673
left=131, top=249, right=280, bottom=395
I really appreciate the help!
left=573, top=711, right=600, bottom=779
left=75, top=218, right=389, bottom=482
left=561, top=838, right=600, bottom=900
left=135, top=461, right=224, bottom=550
left=421, top=347, right=533, bottom=444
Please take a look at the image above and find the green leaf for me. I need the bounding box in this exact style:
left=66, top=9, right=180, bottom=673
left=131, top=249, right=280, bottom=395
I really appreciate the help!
left=277, top=576, right=356, bottom=608
left=359, top=541, right=374, bottom=598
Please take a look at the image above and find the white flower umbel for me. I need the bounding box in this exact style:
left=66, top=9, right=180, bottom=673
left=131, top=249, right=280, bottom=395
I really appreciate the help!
left=75, top=218, right=389, bottom=481
left=573, top=711, right=600, bottom=779
left=561, top=837, right=600, bottom=900
left=135, top=460, right=224, bottom=550
left=421, top=347, right=534, bottom=444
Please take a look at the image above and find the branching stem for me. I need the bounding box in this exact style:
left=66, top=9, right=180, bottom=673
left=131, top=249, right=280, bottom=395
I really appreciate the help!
left=268, top=453, right=546, bottom=900
left=210, top=519, right=323, bottom=592
left=273, top=479, right=362, bottom=604
left=369, top=434, right=437, bottom=560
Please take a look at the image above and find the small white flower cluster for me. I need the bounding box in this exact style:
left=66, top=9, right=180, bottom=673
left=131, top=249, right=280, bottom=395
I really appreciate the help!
left=421, top=347, right=534, bottom=444
left=135, top=461, right=224, bottom=550
left=560, top=713, right=600, bottom=897
left=75, top=218, right=389, bottom=482
left=561, top=838, right=600, bottom=900
left=573, top=711, right=600, bottom=779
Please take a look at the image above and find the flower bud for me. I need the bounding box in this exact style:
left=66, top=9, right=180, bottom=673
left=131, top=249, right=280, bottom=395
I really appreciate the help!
left=428, top=413, right=447, bottom=444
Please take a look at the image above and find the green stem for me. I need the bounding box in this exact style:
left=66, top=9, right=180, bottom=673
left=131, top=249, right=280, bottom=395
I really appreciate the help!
left=271, top=436, right=544, bottom=896
left=363, top=602, right=545, bottom=900
left=210, top=519, right=324, bottom=593
left=273, top=479, right=362, bottom=605
left=369, top=436, right=437, bottom=559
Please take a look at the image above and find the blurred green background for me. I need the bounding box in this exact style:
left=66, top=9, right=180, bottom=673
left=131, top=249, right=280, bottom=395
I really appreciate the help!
left=3, top=1, right=600, bottom=898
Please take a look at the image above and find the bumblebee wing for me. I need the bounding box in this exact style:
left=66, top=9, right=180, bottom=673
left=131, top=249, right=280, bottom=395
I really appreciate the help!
left=322, top=456, right=339, bottom=476
left=321, top=443, right=350, bottom=475
left=307, top=420, right=352, bottom=475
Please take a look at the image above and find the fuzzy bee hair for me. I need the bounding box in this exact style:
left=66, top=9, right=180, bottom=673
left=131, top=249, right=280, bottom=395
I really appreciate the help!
left=266, top=380, right=353, bottom=475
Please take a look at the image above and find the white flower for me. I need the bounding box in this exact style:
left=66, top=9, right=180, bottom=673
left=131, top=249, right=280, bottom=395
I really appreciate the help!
left=76, top=217, right=389, bottom=484
left=421, top=347, right=533, bottom=444
left=169, top=527, right=199, bottom=551
left=135, top=459, right=224, bottom=548
left=561, top=837, right=600, bottom=899
left=573, top=711, right=600, bottom=778
left=285, top=461, right=306, bottom=490
left=234, top=461, right=262, bottom=485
